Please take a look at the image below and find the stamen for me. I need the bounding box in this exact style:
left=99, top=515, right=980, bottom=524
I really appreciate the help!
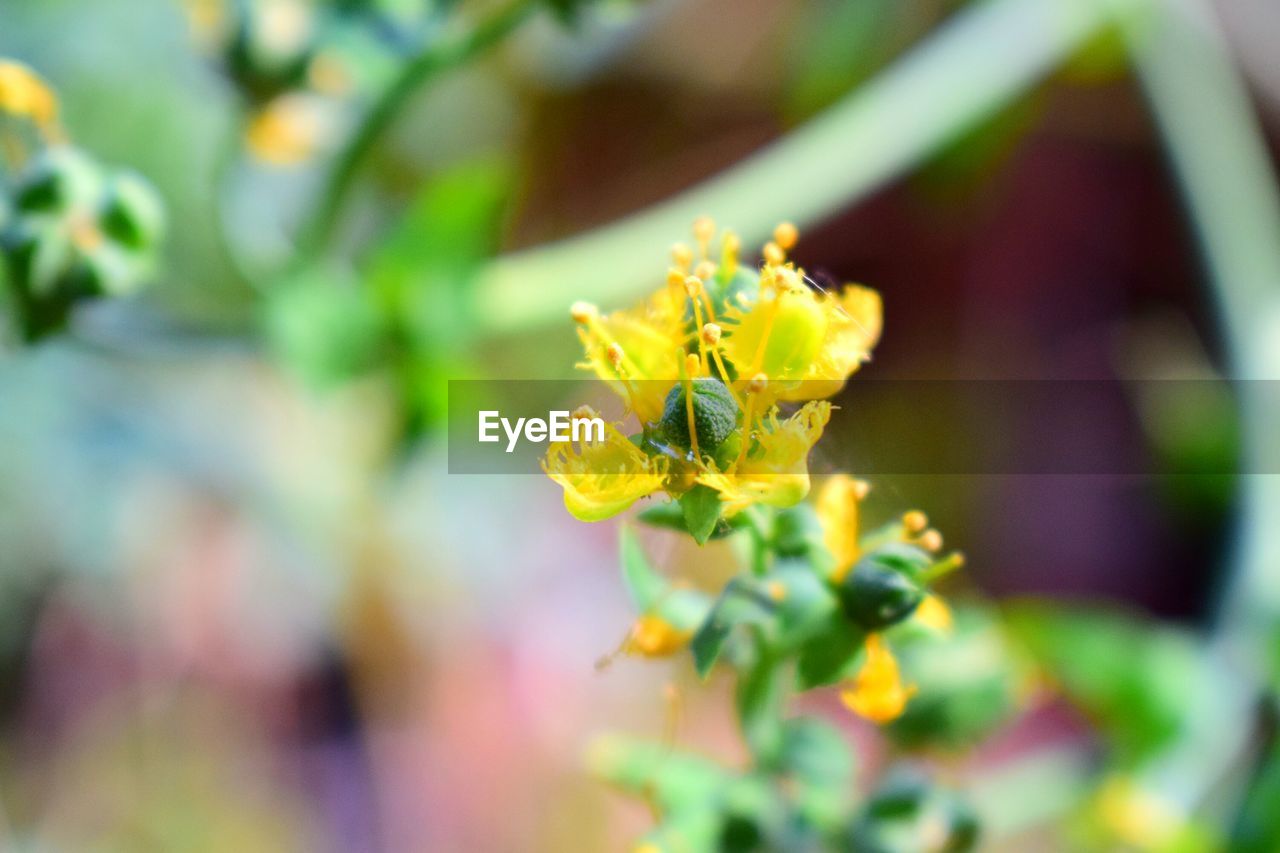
left=763, top=241, right=785, bottom=267
left=671, top=242, right=693, bottom=271
left=721, top=231, right=741, bottom=277
left=694, top=260, right=716, bottom=281
left=773, top=221, right=799, bottom=250
left=570, top=301, right=598, bottom=323
left=902, top=510, right=928, bottom=534
left=734, top=373, right=768, bottom=470
left=685, top=276, right=709, bottom=373
left=679, top=350, right=701, bottom=460
left=693, top=216, right=715, bottom=260
left=916, top=529, right=943, bottom=553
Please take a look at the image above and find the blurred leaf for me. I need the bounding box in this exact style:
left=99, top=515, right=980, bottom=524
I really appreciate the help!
left=263, top=267, right=385, bottom=389
left=619, top=524, right=664, bottom=612
left=1004, top=601, right=1204, bottom=767
left=796, top=612, right=865, bottom=691
left=779, top=717, right=856, bottom=832
left=1231, top=737, right=1280, bottom=853
left=737, top=646, right=784, bottom=762
left=691, top=578, right=775, bottom=678
left=587, top=733, right=726, bottom=814
left=886, top=607, right=1020, bottom=750
left=680, top=484, right=724, bottom=546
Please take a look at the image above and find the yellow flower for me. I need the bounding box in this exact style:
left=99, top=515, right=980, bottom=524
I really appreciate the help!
left=815, top=474, right=868, bottom=580
left=542, top=423, right=668, bottom=522
left=778, top=284, right=882, bottom=402
left=0, top=60, right=60, bottom=138
left=840, top=634, right=916, bottom=723
left=571, top=298, right=684, bottom=425
left=246, top=94, right=326, bottom=166
left=1095, top=776, right=1183, bottom=850
left=696, top=401, right=831, bottom=515
left=623, top=614, right=692, bottom=657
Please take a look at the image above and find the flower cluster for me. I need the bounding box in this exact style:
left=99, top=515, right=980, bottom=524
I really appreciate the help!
left=0, top=60, right=165, bottom=341
left=546, top=220, right=991, bottom=850
left=545, top=218, right=882, bottom=524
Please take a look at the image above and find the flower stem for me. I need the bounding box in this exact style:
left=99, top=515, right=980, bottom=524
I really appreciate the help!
left=295, top=0, right=539, bottom=266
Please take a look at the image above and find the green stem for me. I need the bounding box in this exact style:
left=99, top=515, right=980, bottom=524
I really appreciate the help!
left=295, top=0, right=538, bottom=265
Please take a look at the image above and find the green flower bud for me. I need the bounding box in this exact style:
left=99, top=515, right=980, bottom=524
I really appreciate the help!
left=12, top=147, right=103, bottom=214
left=660, top=377, right=739, bottom=455
left=100, top=172, right=165, bottom=250
left=838, top=550, right=926, bottom=630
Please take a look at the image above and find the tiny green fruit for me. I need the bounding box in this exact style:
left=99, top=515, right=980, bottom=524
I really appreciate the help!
left=660, top=377, right=739, bottom=455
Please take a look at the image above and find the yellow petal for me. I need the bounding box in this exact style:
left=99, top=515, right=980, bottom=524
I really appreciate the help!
left=575, top=299, right=684, bottom=424
left=695, top=401, right=830, bottom=515
left=815, top=474, right=864, bottom=579
left=840, top=635, right=915, bottom=724
left=542, top=425, right=667, bottom=522
left=624, top=614, right=691, bottom=657
left=913, top=594, right=954, bottom=634
left=0, top=60, right=59, bottom=137
left=779, top=284, right=883, bottom=402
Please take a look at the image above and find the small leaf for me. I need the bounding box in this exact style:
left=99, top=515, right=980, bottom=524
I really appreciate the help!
left=796, top=613, right=865, bottom=690
left=619, top=525, right=665, bottom=612
left=638, top=498, right=746, bottom=540
left=691, top=579, right=775, bottom=678
left=681, top=484, right=724, bottom=545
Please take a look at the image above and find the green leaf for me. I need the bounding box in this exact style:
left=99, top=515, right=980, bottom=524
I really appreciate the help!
left=681, top=484, right=724, bottom=545
left=619, top=525, right=665, bottom=612
left=637, top=499, right=747, bottom=540
left=691, top=579, right=776, bottom=678
left=779, top=717, right=856, bottom=832
left=736, top=645, right=785, bottom=763
left=795, top=612, right=865, bottom=690
left=586, top=734, right=726, bottom=814
left=1003, top=601, right=1202, bottom=766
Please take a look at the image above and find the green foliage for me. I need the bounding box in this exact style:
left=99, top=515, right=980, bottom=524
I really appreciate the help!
left=637, top=498, right=747, bottom=541
left=851, top=765, right=980, bottom=853
left=690, top=578, right=775, bottom=678
left=679, top=484, right=726, bottom=546
left=1004, top=601, right=1207, bottom=768
left=885, top=606, right=1021, bottom=750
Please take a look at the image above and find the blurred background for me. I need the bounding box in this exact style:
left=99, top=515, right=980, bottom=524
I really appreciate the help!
left=1, top=0, right=1279, bottom=849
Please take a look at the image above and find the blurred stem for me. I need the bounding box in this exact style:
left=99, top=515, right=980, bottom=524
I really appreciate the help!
left=295, top=0, right=539, bottom=265
left=473, top=0, right=1118, bottom=332
left=210, top=113, right=260, bottom=293
left=1117, top=0, right=1280, bottom=817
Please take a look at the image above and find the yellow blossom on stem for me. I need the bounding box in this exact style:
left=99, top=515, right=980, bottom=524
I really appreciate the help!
left=696, top=401, right=831, bottom=515
left=840, top=634, right=916, bottom=723
left=542, top=423, right=668, bottom=522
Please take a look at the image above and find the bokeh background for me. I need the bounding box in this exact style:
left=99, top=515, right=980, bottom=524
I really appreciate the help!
left=2, top=0, right=1279, bottom=849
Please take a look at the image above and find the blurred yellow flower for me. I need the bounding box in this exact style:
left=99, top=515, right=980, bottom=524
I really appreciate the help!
left=542, top=423, right=668, bottom=522
left=624, top=614, right=692, bottom=657
left=246, top=94, right=325, bottom=166
left=840, top=634, right=915, bottom=724
left=1095, top=776, right=1183, bottom=851
left=0, top=59, right=60, bottom=139
left=815, top=474, right=868, bottom=580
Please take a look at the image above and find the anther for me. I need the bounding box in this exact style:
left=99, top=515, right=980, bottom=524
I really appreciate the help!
left=693, top=216, right=715, bottom=244
left=671, top=243, right=693, bottom=269
left=701, top=323, right=722, bottom=346
left=571, top=405, right=599, bottom=421
left=748, top=373, right=768, bottom=394
left=607, top=342, right=626, bottom=368
left=570, top=301, right=597, bottom=323
left=917, top=529, right=943, bottom=553
left=685, top=352, right=701, bottom=376
left=763, top=242, right=785, bottom=266
left=694, top=261, right=716, bottom=281
left=773, top=222, right=799, bottom=250
left=683, top=275, right=703, bottom=297
left=902, top=510, right=928, bottom=533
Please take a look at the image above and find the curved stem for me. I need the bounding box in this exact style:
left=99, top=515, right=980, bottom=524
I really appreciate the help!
left=295, top=0, right=539, bottom=265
